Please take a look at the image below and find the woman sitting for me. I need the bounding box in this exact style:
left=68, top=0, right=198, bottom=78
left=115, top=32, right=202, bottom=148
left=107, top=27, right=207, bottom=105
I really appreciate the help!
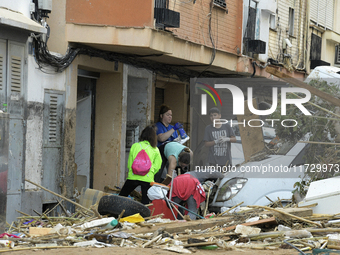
left=155, top=104, right=182, bottom=147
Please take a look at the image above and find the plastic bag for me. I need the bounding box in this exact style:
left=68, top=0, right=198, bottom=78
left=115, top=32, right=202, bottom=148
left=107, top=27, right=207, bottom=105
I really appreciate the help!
left=147, top=185, right=166, bottom=201
left=119, top=213, right=144, bottom=223
left=131, top=144, right=151, bottom=176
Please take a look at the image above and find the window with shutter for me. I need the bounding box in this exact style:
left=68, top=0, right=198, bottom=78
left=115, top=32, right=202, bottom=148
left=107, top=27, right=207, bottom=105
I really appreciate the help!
left=8, top=42, right=24, bottom=116
left=10, top=56, right=21, bottom=93
left=49, top=95, right=58, bottom=142
left=310, top=0, right=334, bottom=30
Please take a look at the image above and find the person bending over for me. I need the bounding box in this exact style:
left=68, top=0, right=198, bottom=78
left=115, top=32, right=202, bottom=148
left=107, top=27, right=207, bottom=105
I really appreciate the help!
left=119, top=125, right=162, bottom=204
left=154, top=141, right=192, bottom=183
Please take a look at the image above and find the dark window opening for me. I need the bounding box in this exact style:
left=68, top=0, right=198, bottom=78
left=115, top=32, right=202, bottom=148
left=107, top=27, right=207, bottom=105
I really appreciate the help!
left=214, top=0, right=227, bottom=9
left=310, top=33, right=322, bottom=61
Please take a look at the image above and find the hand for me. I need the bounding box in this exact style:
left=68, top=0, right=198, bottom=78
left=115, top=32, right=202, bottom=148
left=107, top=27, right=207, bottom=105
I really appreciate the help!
left=218, top=136, right=230, bottom=144
left=173, top=122, right=183, bottom=131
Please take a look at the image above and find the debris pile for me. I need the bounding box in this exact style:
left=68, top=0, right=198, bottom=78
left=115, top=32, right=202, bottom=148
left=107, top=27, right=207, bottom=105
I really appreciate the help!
left=2, top=201, right=340, bottom=254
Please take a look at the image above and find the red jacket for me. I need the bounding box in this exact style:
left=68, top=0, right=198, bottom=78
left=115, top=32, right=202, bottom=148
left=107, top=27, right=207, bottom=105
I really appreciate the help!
left=170, top=173, right=206, bottom=208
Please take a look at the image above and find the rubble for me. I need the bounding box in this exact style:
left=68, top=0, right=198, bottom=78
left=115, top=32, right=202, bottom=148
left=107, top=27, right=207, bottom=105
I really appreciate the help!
left=2, top=181, right=340, bottom=254
left=2, top=198, right=340, bottom=254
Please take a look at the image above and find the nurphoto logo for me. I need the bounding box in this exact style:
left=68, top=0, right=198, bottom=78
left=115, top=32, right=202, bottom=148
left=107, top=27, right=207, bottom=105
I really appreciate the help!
left=195, top=81, right=312, bottom=128
left=200, top=84, right=311, bottom=116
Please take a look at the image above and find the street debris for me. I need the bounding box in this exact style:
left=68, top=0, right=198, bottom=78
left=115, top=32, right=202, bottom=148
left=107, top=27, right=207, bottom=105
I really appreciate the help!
left=2, top=180, right=340, bottom=254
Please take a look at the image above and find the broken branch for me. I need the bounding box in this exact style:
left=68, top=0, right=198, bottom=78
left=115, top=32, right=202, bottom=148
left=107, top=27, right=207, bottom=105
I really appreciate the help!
left=25, top=179, right=94, bottom=215
left=248, top=205, right=322, bottom=228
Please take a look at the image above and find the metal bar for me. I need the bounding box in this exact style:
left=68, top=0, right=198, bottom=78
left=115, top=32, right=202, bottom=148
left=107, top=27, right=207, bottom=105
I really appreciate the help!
left=161, top=189, right=176, bottom=220
left=283, top=239, right=307, bottom=255
left=168, top=200, right=205, bottom=219
left=169, top=169, right=176, bottom=202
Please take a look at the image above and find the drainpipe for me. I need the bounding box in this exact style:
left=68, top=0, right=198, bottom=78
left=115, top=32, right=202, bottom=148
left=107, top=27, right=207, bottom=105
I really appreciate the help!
left=304, top=0, right=311, bottom=73
left=294, top=0, right=303, bottom=69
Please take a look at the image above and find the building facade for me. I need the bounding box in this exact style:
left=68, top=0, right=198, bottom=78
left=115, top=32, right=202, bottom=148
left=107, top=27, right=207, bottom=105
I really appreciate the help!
left=2, top=0, right=337, bottom=225
left=307, top=0, right=340, bottom=71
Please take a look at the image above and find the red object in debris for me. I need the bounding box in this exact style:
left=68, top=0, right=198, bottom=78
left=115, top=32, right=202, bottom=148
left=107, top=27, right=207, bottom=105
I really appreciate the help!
left=148, top=199, right=178, bottom=220
left=205, top=213, right=216, bottom=219
left=0, top=233, right=21, bottom=238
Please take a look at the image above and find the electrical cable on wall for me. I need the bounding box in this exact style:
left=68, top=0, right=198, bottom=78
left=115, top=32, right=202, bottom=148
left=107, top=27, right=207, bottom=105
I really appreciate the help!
left=196, top=0, right=217, bottom=78
left=250, top=59, right=276, bottom=78
left=32, top=32, right=238, bottom=81
left=31, top=2, right=225, bottom=81
left=30, top=0, right=244, bottom=81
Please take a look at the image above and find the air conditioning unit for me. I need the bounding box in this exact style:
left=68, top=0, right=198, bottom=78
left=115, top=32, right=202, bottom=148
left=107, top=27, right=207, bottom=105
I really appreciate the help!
left=247, top=40, right=266, bottom=54
left=38, top=0, right=52, bottom=12
left=335, top=45, right=340, bottom=64
left=154, top=8, right=180, bottom=28
left=37, top=0, right=52, bottom=17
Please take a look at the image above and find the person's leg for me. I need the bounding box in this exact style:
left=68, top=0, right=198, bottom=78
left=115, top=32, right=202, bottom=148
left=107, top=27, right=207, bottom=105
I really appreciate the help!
left=140, top=181, right=152, bottom=204
left=172, top=196, right=184, bottom=220
left=186, top=195, right=198, bottom=220
left=119, top=180, right=138, bottom=197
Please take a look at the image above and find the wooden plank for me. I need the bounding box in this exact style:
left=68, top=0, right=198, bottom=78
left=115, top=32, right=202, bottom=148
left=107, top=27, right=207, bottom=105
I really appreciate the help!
left=273, top=207, right=313, bottom=218
left=265, top=66, right=340, bottom=107
left=222, top=217, right=277, bottom=231
left=29, top=227, right=52, bottom=236
left=125, top=216, right=233, bottom=235
left=183, top=241, right=217, bottom=247
left=237, top=98, right=265, bottom=162
left=248, top=205, right=322, bottom=228
left=25, top=179, right=94, bottom=215
left=177, top=231, right=238, bottom=241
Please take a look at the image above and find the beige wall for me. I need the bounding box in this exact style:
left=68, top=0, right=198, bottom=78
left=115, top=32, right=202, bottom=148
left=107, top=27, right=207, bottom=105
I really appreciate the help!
left=93, top=72, right=124, bottom=189
left=268, top=0, right=307, bottom=71
left=47, top=0, right=68, bottom=54
left=164, top=82, right=188, bottom=125
left=334, top=0, right=340, bottom=34
left=46, top=0, right=127, bottom=192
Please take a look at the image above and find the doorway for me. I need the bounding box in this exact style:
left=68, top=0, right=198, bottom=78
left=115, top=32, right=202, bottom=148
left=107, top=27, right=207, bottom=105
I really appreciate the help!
left=75, top=70, right=98, bottom=192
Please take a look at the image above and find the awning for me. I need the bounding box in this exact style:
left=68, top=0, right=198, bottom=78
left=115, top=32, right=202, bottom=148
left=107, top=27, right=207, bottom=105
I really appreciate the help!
left=0, top=7, right=46, bottom=34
